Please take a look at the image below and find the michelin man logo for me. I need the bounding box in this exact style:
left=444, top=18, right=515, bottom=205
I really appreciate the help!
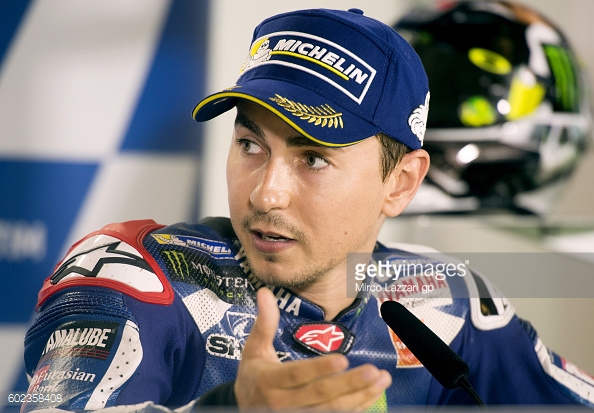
left=151, top=234, right=186, bottom=246
left=240, top=37, right=272, bottom=73
left=408, top=91, right=430, bottom=145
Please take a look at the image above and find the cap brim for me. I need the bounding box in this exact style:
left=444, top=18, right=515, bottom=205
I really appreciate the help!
left=192, top=79, right=381, bottom=147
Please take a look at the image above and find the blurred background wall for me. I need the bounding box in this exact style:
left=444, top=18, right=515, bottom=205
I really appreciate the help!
left=1, top=0, right=593, bottom=409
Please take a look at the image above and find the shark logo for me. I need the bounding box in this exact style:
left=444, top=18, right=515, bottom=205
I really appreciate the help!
left=226, top=312, right=256, bottom=345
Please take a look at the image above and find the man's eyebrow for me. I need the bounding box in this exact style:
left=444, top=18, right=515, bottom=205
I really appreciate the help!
left=234, top=112, right=265, bottom=139
left=286, top=135, right=344, bottom=152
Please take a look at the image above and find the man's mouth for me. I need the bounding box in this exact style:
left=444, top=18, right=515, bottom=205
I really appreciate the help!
left=249, top=229, right=297, bottom=254
left=241, top=214, right=304, bottom=254
left=256, top=231, right=291, bottom=242
left=262, top=234, right=287, bottom=242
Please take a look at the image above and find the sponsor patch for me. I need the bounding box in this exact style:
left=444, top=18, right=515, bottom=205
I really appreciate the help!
left=152, top=234, right=235, bottom=260
left=226, top=312, right=256, bottom=344
left=204, top=313, right=255, bottom=361
left=206, top=334, right=243, bottom=360
left=205, top=333, right=290, bottom=362
left=240, top=31, right=376, bottom=104
left=388, top=329, right=422, bottom=368
left=160, top=249, right=254, bottom=305
left=293, top=322, right=355, bottom=355
left=50, top=239, right=155, bottom=285
left=24, top=361, right=101, bottom=408
left=26, top=320, right=143, bottom=410
left=47, top=235, right=163, bottom=294
left=161, top=250, right=192, bottom=280
left=378, top=297, right=465, bottom=369
left=41, top=320, right=119, bottom=360
left=26, top=365, right=51, bottom=395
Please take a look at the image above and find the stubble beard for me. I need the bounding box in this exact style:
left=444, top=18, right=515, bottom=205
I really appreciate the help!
left=248, top=254, right=338, bottom=292
left=239, top=211, right=337, bottom=291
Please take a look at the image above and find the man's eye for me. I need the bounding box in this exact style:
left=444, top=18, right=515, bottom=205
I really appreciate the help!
left=237, top=138, right=262, bottom=155
left=305, top=153, right=329, bottom=170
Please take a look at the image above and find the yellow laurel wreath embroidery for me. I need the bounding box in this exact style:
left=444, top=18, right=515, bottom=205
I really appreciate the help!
left=269, top=94, right=344, bottom=128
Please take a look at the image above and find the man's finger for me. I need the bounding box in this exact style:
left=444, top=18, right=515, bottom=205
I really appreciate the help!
left=268, top=352, right=349, bottom=389
left=242, top=287, right=281, bottom=360
left=254, top=363, right=392, bottom=410
left=277, top=363, right=391, bottom=406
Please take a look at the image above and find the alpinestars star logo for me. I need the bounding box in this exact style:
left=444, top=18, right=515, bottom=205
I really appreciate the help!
left=293, top=322, right=355, bottom=355
left=51, top=241, right=153, bottom=284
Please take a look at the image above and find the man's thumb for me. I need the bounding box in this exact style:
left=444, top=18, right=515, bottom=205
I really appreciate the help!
left=243, top=287, right=280, bottom=360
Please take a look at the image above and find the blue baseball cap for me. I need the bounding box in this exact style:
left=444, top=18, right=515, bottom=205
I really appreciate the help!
left=192, top=8, right=430, bottom=149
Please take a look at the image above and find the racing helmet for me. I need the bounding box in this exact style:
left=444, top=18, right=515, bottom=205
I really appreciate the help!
left=394, top=1, right=592, bottom=205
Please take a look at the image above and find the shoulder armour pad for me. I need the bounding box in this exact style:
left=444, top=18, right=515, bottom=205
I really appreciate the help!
left=37, top=220, right=173, bottom=308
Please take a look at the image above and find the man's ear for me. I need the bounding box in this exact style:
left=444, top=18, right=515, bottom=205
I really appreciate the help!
left=382, top=149, right=430, bottom=217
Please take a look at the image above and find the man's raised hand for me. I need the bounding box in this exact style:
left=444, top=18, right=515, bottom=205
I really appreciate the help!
left=235, top=288, right=392, bottom=411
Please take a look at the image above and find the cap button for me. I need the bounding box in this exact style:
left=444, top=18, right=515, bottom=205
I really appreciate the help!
left=348, top=8, right=364, bottom=15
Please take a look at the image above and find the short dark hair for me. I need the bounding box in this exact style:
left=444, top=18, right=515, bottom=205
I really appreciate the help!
left=377, top=132, right=412, bottom=182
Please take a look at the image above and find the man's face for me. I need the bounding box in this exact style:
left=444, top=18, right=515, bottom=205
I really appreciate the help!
left=227, top=100, right=391, bottom=291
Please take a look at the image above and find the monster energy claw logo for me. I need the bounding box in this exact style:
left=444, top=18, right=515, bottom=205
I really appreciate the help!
left=162, top=250, right=190, bottom=278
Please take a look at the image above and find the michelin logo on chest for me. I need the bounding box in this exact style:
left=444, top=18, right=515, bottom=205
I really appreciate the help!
left=152, top=234, right=235, bottom=260
left=240, top=31, right=376, bottom=104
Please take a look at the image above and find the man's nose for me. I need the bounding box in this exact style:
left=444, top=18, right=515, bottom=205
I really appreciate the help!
left=249, top=158, right=291, bottom=212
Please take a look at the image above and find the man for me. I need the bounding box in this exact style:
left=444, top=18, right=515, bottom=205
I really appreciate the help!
left=22, top=7, right=594, bottom=412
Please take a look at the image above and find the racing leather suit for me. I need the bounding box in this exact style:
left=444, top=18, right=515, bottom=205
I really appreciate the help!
left=22, top=217, right=594, bottom=411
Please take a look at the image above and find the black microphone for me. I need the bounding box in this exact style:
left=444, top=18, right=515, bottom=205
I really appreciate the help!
left=380, top=300, right=485, bottom=408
